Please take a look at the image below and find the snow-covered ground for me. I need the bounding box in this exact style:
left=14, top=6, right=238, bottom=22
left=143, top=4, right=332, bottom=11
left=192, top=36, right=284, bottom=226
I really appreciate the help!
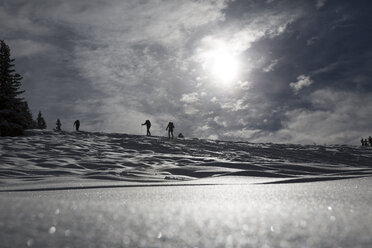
left=1, top=130, right=371, bottom=187
left=1, top=130, right=372, bottom=247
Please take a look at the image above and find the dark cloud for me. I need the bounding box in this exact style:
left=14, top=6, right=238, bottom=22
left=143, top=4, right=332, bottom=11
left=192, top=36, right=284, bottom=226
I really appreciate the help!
left=1, top=0, right=371, bottom=144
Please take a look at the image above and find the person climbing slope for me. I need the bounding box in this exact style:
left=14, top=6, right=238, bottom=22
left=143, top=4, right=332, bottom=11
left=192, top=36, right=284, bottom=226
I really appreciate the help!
left=142, top=120, right=151, bottom=136
left=73, top=120, right=80, bottom=131
left=166, top=121, right=175, bottom=139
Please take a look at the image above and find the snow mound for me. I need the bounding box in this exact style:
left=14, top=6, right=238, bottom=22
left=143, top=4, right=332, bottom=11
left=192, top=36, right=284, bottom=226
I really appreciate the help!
left=0, top=130, right=371, bottom=187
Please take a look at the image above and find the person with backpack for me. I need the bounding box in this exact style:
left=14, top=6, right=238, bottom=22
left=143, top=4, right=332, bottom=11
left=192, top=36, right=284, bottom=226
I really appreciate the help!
left=166, top=122, right=175, bottom=139
left=142, top=120, right=151, bottom=136
left=73, top=120, right=80, bottom=131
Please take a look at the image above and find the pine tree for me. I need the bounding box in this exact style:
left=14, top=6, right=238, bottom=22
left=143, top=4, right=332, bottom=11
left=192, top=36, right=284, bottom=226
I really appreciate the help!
left=55, top=118, right=61, bottom=131
left=20, top=101, right=36, bottom=129
left=36, top=111, right=47, bottom=129
left=0, top=40, right=33, bottom=136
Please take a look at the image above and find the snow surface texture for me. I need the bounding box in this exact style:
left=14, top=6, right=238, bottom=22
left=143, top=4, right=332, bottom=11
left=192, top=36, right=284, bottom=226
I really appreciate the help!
left=1, top=130, right=372, bottom=247
left=0, top=130, right=371, bottom=188
left=1, top=179, right=372, bottom=248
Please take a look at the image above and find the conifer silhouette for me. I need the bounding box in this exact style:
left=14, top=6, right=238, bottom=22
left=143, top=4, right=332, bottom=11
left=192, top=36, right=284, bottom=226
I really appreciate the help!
left=36, top=111, right=47, bottom=129
left=0, top=40, right=33, bottom=136
left=56, top=118, right=61, bottom=131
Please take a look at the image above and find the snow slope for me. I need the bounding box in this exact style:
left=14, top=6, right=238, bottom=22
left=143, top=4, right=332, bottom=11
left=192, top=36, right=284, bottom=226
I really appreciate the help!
left=0, top=129, right=371, bottom=188
left=1, top=130, right=372, bottom=247
left=1, top=178, right=372, bottom=248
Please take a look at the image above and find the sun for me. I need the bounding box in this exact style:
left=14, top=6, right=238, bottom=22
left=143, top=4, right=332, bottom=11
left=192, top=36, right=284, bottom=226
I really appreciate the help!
left=210, top=49, right=239, bottom=83
left=197, top=39, right=241, bottom=86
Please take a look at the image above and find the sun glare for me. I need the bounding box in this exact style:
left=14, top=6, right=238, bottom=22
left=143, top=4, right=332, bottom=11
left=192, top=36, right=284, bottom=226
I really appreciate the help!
left=210, top=49, right=239, bottom=83
left=198, top=39, right=241, bottom=87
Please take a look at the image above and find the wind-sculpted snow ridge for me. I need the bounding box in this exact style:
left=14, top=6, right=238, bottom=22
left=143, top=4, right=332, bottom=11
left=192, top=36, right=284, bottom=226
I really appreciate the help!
left=0, top=130, right=372, bottom=186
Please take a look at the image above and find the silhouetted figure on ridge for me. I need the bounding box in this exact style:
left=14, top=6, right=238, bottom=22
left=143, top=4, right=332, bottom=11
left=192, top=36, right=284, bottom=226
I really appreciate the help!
left=178, top=132, right=184, bottom=138
left=56, top=119, right=62, bottom=131
left=364, top=139, right=369, bottom=147
left=369, top=136, right=372, bottom=147
left=361, top=138, right=365, bottom=146
left=166, top=122, right=175, bottom=139
left=73, top=120, right=80, bottom=131
left=142, top=120, right=151, bottom=136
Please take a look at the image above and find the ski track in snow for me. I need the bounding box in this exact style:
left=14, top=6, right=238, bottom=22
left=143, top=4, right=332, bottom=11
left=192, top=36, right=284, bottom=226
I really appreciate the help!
left=0, top=130, right=372, bottom=186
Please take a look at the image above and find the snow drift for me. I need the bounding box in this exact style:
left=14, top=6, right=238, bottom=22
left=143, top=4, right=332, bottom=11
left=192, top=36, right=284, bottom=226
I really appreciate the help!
left=1, top=130, right=371, bottom=188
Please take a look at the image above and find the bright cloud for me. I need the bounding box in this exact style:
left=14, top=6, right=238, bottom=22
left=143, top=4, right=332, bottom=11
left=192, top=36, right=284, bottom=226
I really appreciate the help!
left=180, top=93, right=199, bottom=104
left=289, top=75, right=313, bottom=94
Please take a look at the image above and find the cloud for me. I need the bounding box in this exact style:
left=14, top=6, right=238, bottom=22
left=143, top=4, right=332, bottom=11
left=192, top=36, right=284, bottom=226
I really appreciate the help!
left=180, top=93, right=199, bottom=104
left=221, top=98, right=250, bottom=112
left=289, top=75, right=313, bottom=94
left=213, top=116, right=228, bottom=127
left=316, top=0, right=327, bottom=9
left=263, top=59, right=278, bottom=72
left=37, top=0, right=228, bottom=44
left=183, top=105, right=199, bottom=115
left=7, top=39, right=55, bottom=58
left=283, top=90, right=372, bottom=144
left=222, top=128, right=262, bottom=140
left=246, top=89, right=372, bottom=144
left=0, top=6, right=50, bottom=37
left=306, top=36, right=319, bottom=46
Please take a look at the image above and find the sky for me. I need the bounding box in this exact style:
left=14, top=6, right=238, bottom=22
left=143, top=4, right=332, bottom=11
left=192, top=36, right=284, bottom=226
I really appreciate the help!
left=1, top=0, right=372, bottom=144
